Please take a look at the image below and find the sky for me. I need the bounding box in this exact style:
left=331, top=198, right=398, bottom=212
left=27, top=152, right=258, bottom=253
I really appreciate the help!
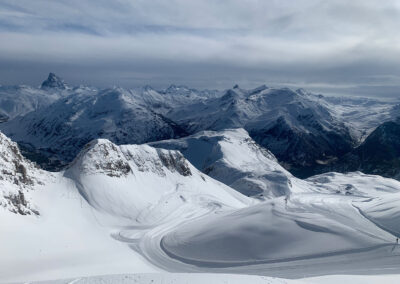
left=1, top=0, right=400, bottom=97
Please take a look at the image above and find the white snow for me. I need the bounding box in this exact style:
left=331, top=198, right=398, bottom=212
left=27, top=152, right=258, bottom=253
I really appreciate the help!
left=32, top=273, right=302, bottom=284
left=150, top=128, right=293, bottom=198
left=1, top=122, right=400, bottom=283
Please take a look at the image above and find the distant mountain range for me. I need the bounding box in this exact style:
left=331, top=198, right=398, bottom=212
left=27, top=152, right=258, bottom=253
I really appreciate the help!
left=0, top=73, right=399, bottom=180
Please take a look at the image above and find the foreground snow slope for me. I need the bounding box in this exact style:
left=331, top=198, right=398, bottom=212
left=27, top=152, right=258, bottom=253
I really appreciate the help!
left=2, top=130, right=400, bottom=282
left=151, top=128, right=293, bottom=198
left=33, top=273, right=302, bottom=284
left=354, top=193, right=400, bottom=237
left=0, top=133, right=251, bottom=282
left=161, top=196, right=393, bottom=265
left=142, top=172, right=400, bottom=278
left=30, top=273, right=400, bottom=284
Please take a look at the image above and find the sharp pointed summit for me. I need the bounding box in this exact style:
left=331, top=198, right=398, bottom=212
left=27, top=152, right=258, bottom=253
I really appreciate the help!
left=40, top=73, right=68, bottom=90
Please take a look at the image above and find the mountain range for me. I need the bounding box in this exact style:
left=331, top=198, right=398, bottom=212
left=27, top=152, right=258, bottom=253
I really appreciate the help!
left=0, top=73, right=399, bottom=181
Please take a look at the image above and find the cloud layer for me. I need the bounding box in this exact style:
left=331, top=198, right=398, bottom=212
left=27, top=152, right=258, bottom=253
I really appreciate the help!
left=1, top=0, right=400, bottom=97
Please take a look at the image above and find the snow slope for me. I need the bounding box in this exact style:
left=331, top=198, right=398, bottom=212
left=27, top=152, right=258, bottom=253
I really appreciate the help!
left=0, top=85, right=63, bottom=121
left=0, top=137, right=157, bottom=283
left=64, top=138, right=250, bottom=224
left=32, top=273, right=301, bottom=284
left=2, top=130, right=400, bottom=282
left=354, top=193, right=400, bottom=237
left=160, top=196, right=393, bottom=266
left=315, top=94, right=400, bottom=142
left=0, top=133, right=252, bottom=282
left=146, top=172, right=400, bottom=278
left=150, top=128, right=293, bottom=198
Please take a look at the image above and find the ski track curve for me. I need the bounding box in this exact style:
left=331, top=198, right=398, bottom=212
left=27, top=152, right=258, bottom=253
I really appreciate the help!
left=112, top=193, right=400, bottom=278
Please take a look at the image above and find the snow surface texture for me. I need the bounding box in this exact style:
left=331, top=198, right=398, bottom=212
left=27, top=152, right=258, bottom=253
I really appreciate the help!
left=2, top=119, right=400, bottom=282
left=31, top=273, right=301, bottom=284
left=150, top=128, right=293, bottom=198
left=0, top=76, right=400, bottom=283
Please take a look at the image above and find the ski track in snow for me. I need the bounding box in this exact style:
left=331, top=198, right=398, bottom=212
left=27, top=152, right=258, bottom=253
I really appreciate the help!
left=109, top=193, right=400, bottom=279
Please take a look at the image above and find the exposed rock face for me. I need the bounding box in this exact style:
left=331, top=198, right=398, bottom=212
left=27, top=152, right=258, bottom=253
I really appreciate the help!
left=0, top=132, right=43, bottom=215
left=40, top=73, right=68, bottom=90
left=330, top=119, right=400, bottom=180
left=67, top=139, right=192, bottom=178
left=157, top=149, right=192, bottom=177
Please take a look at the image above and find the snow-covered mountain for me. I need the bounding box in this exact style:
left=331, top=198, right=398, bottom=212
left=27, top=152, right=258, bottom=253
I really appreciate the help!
left=137, top=84, right=221, bottom=114
left=150, top=128, right=293, bottom=198
left=328, top=118, right=400, bottom=180
left=0, top=87, right=188, bottom=169
left=0, top=131, right=250, bottom=282
left=310, top=93, right=400, bottom=143
left=0, top=85, right=61, bottom=122
left=165, top=85, right=355, bottom=176
left=64, top=138, right=249, bottom=224
left=1, top=130, right=400, bottom=282
left=40, top=72, right=69, bottom=90
left=1, top=75, right=398, bottom=179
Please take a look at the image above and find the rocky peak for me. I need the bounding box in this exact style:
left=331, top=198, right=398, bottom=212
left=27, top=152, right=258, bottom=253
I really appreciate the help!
left=40, top=72, right=68, bottom=90
left=68, top=139, right=192, bottom=178
left=67, top=139, right=132, bottom=177
left=0, top=132, right=42, bottom=215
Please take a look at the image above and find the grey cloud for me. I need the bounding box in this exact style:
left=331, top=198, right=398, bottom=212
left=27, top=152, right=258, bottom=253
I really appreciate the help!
left=0, top=0, right=399, bottom=98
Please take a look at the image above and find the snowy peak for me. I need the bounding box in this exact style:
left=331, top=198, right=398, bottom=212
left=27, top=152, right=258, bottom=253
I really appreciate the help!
left=65, top=138, right=247, bottom=223
left=40, top=72, right=68, bottom=90
left=68, top=139, right=133, bottom=177
left=68, top=138, right=192, bottom=178
left=151, top=128, right=293, bottom=198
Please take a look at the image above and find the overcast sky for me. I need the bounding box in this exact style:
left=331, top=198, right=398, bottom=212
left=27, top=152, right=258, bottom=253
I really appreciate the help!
left=1, top=0, right=400, bottom=97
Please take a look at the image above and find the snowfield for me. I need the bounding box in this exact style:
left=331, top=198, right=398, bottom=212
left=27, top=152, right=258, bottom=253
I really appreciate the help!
left=1, top=128, right=400, bottom=283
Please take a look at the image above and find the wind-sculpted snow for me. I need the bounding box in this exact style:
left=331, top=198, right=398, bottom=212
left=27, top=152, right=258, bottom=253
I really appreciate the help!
left=151, top=128, right=293, bottom=198
left=307, top=171, right=400, bottom=196
left=160, top=196, right=394, bottom=266
left=354, top=194, right=400, bottom=238
left=1, top=131, right=400, bottom=282
left=31, top=273, right=299, bottom=284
